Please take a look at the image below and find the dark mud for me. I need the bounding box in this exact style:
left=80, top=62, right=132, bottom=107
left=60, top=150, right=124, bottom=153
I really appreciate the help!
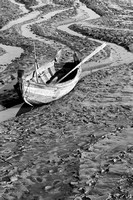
left=0, top=3, right=110, bottom=108
left=86, top=16, right=133, bottom=30
left=14, top=0, right=37, bottom=9
left=1, top=0, right=133, bottom=199
left=72, top=0, right=133, bottom=51
left=0, top=0, right=27, bottom=29
left=70, top=23, right=133, bottom=50
left=30, top=7, right=110, bottom=60
left=1, top=63, right=133, bottom=199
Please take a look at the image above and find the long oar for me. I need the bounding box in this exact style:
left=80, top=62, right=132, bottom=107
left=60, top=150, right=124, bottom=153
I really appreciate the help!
left=57, top=43, right=107, bottom=83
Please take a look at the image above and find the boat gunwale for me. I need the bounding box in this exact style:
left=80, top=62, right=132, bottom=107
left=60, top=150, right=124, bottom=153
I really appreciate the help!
left=23, top=66, right=81, bottom=89
left=21, top=66, right=82, bottom=105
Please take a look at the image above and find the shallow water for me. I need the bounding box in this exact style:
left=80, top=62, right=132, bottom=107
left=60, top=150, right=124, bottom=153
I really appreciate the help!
left=0, top=11, right=40, bottom=72
left=0, top=1, right=99, bottom=69
left=58, top=4, right=100, bottom=38
left=21, top=9, right=69, bottom=43
left=0, top=103, right=23, bottom=122
left=0, top=6, right=69, bottom=70
left=0, top=44, right=23, bottom=66
left=1, top=0, right=133, bottom=71
left=1, top=11, right=40, bottom=32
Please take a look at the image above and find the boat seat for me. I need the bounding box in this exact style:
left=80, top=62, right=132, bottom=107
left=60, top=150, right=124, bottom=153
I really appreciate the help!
left=36, top=61, right=56, bottom=84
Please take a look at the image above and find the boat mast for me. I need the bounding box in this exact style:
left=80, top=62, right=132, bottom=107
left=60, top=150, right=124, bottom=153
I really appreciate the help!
left=33, top=42, right=38, bottom=82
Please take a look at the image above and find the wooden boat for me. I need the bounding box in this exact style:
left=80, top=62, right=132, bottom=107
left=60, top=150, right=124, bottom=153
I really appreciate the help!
left=17, top=43, right=106, bottom=106
left=22, top=65, right=81, bottom=106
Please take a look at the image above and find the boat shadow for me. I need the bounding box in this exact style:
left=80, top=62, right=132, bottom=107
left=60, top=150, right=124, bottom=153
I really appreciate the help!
left=16, top=102, right=49, bottom=117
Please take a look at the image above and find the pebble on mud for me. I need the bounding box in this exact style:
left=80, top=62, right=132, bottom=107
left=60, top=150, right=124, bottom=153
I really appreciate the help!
left=45, top=185, right=53, bottom=191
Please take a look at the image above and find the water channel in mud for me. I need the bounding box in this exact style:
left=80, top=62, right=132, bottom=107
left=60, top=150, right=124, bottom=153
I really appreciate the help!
left=0, top=0, right=133, bottom=71
left=1, top=3, right=133, bottom=199
left=0, top=1, right=100, bottom=71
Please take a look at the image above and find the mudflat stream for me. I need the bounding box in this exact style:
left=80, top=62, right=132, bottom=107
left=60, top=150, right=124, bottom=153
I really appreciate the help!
left=0, top=1, right=133, bottom=199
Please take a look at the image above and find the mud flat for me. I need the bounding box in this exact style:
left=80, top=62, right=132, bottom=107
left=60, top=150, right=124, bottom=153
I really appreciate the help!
left=1, top=63, right=133, bottom=200
left=69, top=22, right=133, bottom=51
left=1, top=0, right=133, bottom=199
left=0, top=0, right=25, bottom=28
left=0, top=1, right=110, bottom=108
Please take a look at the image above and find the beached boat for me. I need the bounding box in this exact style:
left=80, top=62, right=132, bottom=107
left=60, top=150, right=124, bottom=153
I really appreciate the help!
left=16, top=43, right=106, bottom=106
left=22, top=63, right=81, bottom=106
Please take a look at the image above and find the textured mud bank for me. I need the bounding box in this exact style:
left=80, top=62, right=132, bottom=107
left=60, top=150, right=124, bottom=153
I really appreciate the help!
left=1, top=63, right=133, bottom=199
left=0, top=1, right=110, bottom=108
left=0, top=0, right=26, bottom=28
left=1, top=0, right=133, bottom=199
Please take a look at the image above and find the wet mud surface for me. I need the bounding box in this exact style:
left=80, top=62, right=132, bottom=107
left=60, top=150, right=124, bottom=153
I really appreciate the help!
left=1, top=63, right=133, bottom=199
left=1, top=0, right=133, bottom=199
left=69, top=23, right=133, bottom=51
left=0, top=0, right=21, bottom=28
left=0, top=2, right=110, bottom=107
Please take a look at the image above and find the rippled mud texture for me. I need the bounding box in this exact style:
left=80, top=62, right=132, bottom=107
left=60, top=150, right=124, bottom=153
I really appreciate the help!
left=0, top=1, right=110, bottom=108
left=69, top=0, right=133, bottom=51
left=53, top=0, right=75, bottom=7
left=1, top=63, right=133, bottom=200
left=15, top=0, right=37, bottom=9
left=0, top=0, right=22, bottom=28
left=69, top=23, right=133, bottom=50
left=1, top=0, right=133, bottom=199
left=80, top=0, right=132, bottom=16
left=30, top=7, right=110, bottom=61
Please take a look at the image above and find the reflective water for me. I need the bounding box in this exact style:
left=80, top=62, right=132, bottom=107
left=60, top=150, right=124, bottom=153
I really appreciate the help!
left=0, top=44, right=23, bottom=66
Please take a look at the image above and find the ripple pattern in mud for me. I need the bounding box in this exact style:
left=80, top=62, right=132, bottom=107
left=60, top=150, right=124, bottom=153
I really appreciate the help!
left=0, top=63, right=133, bottom=199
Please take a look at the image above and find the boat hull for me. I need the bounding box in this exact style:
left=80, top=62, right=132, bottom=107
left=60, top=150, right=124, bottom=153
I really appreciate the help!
left=22, top=67, right=81, bottom=105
